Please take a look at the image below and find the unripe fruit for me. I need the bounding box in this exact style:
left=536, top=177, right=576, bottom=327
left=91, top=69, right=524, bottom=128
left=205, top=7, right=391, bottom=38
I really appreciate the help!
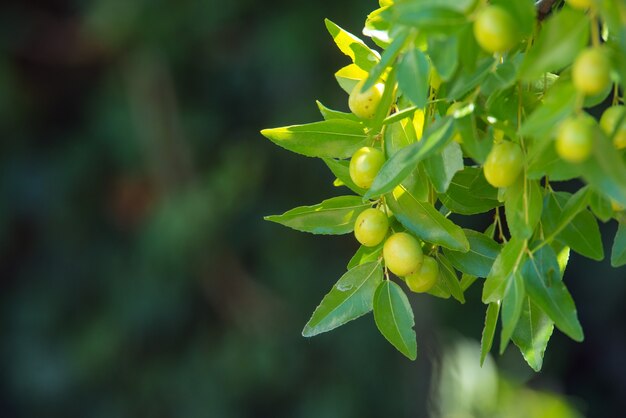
left=354, top=208, right=389, bottom=247
left=483, top=141, right=524, bottom=188
left=566, top=0, right=594, bottom=10
left=348, top=79, right=384, bottom=120
left=405, top=256, right=438, bottom=293
left=556, top=115, right=594, bottom=163
left=349, top=147, right=385, bottom=189
left=572, top=48, right=611, bottom=96
left=383, top=232, right=424, bottom=277
left=473, top=6, right=519, bottom=53
left=600, top=105, right=626, bottom=149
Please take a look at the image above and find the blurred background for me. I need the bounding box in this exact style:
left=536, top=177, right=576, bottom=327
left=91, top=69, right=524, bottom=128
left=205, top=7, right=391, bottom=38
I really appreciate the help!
left=1, top=0, right=625, bottom=417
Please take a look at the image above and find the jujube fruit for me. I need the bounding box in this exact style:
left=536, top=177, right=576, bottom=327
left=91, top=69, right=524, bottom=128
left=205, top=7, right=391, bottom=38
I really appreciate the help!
left=349, top=147, right=385, bottom=189
left=600, top=105, right=626, bottom=149
left=572, top=48, right=611, bottom=96
left=483, top=141, right=524, bottom=188
left=383, top=232, right=424, bottom=277
left=405, top=256, right=438, bottom=293
left=349, top=79, right=384, bottom=120
left=354, top=208, right=389, bottom=247
left=556, top=115, right=594, bottom=163
left=473, top=6, right=519, bottom=53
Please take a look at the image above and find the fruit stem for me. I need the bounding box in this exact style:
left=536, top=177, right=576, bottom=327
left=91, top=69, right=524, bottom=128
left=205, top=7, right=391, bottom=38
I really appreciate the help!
left=590, top=12, right=600, bottom=48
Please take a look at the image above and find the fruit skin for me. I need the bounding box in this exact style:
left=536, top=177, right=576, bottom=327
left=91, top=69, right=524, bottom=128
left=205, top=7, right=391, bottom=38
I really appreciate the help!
left=572, top=48, right=611, bottom=96
left=556, top=115, right=594, bottom=163
left=354, top=208, right=389, bottom=247
left=405, top=256, right=438, bottom=293
left=349, top=147, right=385, bottom=189
left=566, top=0, right=594, bottom=10
left=483, top=141, right=524, bottom=188
left=383, top=232, right=424, bottom=277
left=600, top=105, right=626, bottom=149
left=473, top=6, right=519, bottom=53
left=348, top=79, right=384, bottom=119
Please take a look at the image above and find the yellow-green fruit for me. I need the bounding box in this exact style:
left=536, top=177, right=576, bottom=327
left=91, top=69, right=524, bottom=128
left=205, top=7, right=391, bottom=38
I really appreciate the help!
left=483, top=141, right=524, bottom=188
left=556, top=115, right=594, bottom=163
left=348, top=79, right=384, bottom=119
left=446, top=102, right=464, bottom=143
left=600, top=105, right=626, bottom=149
left=354, top=208, right=389, bottom=247
left=383, top=232, right=424, bottom=277
left=473, top=6, right=519, bottom=53
left=572, top=48, right=611, bottom=96
left=349, top=147, right=385, bottom=189
left=566, top=0, right=594, bottom=10
left=405, top=256, right=438, bottom=293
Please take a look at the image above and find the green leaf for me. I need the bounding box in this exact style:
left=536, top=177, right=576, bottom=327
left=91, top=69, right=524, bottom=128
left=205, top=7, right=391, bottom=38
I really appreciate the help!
left=483, top=237, right=526, bottom=303
left=427, top=35, right=458, bottom=81
left=363, top=30, right=409, bottom=91
left=365, top=117, right=454, bottom=198
left=480, top=301, right=500, bottom=366
left=519, top=8, right=589, bottom=80
left=446, top=57, right=494, bottom=101
left=423, top=140, right=463, bottom=193
left=265, top=196, right=371, bottom=235
left=527, top=140, right=580, bottom=181
left=400, top=165, right=430, bottom=203
left=500, top=272, right=525, bottom=354
left=542, top=191, right=604, bottom=261
left=384, top=119, right=413, bottom=157
left=373, top=280, right=417, bottom=360
left=397, top=48, right=430, bottom=109
left=303, top=262, right=383, bottom=336
left=611, top=222, right=626, bottom=267
left=316, top=101, right=360, bottom=122
left=589, top=190, right=613, bottom=223
left=444, top=229, right=501, bottom=278
left=456, top=114, right=493, bottom=164
left=347, top=243, right=383, bottom=270
left=335, top=64, right=369, bottom=94
left=522, top=246, right=584, bottom=342
left=436, top=254, right=465, bottom=303
left=512, top=298, right=554, bottom=372
left=323, top=158, right=368, bottom=196
left=387, top=185, right=469, bottom=252
left=504, top=178, right=543, bottom=239
left=439, top=167, right=500, bottom=215
left=388, top=4, right=466, bottom=33
left=261, top=120, right=368, bottom=159
left=325, top=19, right=380, bottom=72
left=460, top=273, right=478, bottom=292
left=521, top=81, right=578, bottom=139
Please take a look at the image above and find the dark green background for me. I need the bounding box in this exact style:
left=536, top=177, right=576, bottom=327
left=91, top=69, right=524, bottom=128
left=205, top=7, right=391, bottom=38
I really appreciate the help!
left=1, top=0, right=625, bottom=416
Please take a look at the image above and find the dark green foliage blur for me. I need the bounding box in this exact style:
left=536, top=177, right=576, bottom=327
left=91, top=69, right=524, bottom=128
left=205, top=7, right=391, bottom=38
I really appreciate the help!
left=0, top=0, right=625, bottom=417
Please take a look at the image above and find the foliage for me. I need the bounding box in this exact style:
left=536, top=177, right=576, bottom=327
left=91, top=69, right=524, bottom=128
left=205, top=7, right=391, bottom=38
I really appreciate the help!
left=263, top=0, right=626, bottom=370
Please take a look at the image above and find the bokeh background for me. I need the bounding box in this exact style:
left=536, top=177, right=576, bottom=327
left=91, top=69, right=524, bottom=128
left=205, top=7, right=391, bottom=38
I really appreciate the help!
left=1, top=0, right=625, bottom=417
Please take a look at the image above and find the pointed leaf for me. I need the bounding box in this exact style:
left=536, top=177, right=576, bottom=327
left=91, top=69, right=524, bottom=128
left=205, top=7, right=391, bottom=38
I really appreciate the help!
left=505, top=178, right=543, bottom=239
left=512, top=298, right=554, bottom=372
left=436, top=255, right=465, bottom=303
left=480, top=301, right=500, bottom=366
left=325, top=19, right=380, bottom=72
left=482, top=237, right=526, bottom=303
left=303, top=262, right=383, bottom=336
left=500, top=272, right=525, bottom=354
left=373, top=280, right=417, bottom=360
left=261, top=120, right=368, bottom=159
left=265, top=196, right=371, bottom=235
left=323, top=158, right=368, bottom=195
left=439, top=167, right=500, bottom=215
left=611, top=222, right=626, bottom=267
left=347, top=243, right=383, bottom=270
left=397, top=48, right=430, bottom=108
left=522, top=246, right=584, bottom=342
